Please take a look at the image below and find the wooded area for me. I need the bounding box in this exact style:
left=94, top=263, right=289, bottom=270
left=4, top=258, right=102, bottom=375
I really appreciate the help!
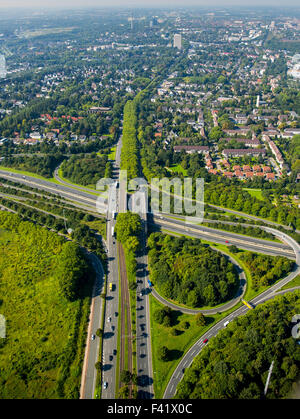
left=176, top=291, right=300, bottom=399
left=0, top=212, right=95, bottom=398
left=148, top=233, right=239, bottom=308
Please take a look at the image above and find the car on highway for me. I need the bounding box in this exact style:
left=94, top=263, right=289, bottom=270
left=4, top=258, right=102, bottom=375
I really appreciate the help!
left=103, top=382, right=108, bottom=389
left=107, top=316, right=111, bottom=322
left=91, top=334, right=95, bottom=340
left=224, top=320, right=230, bottom=327
left=203, top=338, right=208, bottom=344
left=109, top=355, right=113, bottom=361
left=225, top=240, right=229, bottom=244
left=115, top=312, right=118, bottom=317
left=113, top=349, right=117, bottom=355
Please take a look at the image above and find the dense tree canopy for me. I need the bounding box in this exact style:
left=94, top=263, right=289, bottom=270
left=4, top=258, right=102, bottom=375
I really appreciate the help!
left=176, top=291, right=300, bottom=399
left=148, top=233, right=238, bottom=308
left=55, top=242, right=92, bottom=301
left=1, top=154, right=65, bottom=178
left=60, top=153, right=108, bottom=186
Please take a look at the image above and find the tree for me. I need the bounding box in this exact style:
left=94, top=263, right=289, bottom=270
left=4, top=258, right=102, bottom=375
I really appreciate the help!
left=209, top=126, right=223, bottom=141
left=195, top=313, right=206, bottom=327
left=120, top=370, right=132, bottom=385
left=95, top=361, right=102, bottom=371
left=115, top=212, right=141, bottom=244
left=96, top=328, right=103, bottom=337
left=228, top=245, right=238, bottom=253
left=56, top=242, right=90, bottom=301
left=158, top=345, right=169, bottom=362
left=118, top=385, right=129, bottom=399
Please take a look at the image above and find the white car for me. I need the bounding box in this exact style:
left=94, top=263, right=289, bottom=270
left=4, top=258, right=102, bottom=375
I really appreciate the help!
left=91, top=334, right=96, bottom=340
left=103, top=382, right=108, bottom=389
left=107, top=317, right=111, bottom=322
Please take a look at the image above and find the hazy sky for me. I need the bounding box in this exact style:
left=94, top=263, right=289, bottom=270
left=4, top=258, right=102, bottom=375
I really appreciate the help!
left=0, top=0, right=299, bottom=8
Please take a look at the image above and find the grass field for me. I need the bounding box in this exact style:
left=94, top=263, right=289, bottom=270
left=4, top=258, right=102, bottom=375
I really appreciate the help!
left=57, top=167, right=98, bottom=192
left=279, top=275, right=300, bottom=291
left=0, top=165, right=60, bottom=184
left=165, top=164, right=188, bottom=176
left=85, top=219, right=107, bottom=240
left=20, top=27, right=75, bottom=38
left=0, top=226, right=92, bottom=399
left=149, top=296, right=235, bottom=398
left=242, top=188, right=264, bottom=201
left=108, top=147, right=117, bottom=161
left=149, top=231, right=297, bottom=397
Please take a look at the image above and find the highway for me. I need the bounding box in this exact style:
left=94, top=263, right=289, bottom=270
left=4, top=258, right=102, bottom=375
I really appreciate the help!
left=80, top=253, right=105, bottom=399
left=135, top=189, right=154, bottom=399
left=151, top=214, right=295, bottom=259
left=101, top=137, right=122, bottom=399
left=1, top=165, right=299, bottom=400
left=163, top=226, right=300, bottom=399
left=0, top=169, right=295, bottom=260
left=0, top=170, right=97, bottom=207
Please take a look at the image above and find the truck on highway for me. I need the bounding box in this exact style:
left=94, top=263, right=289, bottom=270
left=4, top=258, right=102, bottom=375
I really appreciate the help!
left=111, top=226, right=115, bottom=237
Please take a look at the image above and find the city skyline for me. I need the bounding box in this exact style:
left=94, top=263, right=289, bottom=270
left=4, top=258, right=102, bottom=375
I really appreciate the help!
left=0, top=0, right=300, bottom=9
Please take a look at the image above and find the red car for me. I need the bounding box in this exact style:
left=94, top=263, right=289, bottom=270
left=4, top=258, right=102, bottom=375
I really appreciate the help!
left=203, top=338, right=208, bottom=344
left=225, top=240, right=229, bottom=244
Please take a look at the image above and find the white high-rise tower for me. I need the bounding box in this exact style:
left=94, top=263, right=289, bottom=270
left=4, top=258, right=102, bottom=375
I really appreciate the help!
left=173, top=34, right=182, bottom=50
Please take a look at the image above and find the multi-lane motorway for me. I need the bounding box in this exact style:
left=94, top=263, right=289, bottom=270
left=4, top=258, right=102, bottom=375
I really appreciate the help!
left=163, top=226, right=300, bottom=399
left=101, top=137, right=122, bottom=399
left=80, top=253, right=105, bottom=399
left=1, top=165, right=299, bottom=400
left=0, top=167, right=294, bottom=260
left=151, top=214, right=295, bottom=259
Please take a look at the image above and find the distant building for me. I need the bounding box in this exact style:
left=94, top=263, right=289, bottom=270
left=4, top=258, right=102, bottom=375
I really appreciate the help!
left=173, top=145, right=209, bottom=154
left=173, top=34, right=182, bottom=50
left=222, top=148, right=266, bottom=157
left=223, top=138, right=261, bottom=148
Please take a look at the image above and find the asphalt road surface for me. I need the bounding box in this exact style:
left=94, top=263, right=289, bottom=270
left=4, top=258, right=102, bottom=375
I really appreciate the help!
left=163, top=226, right=300, bottom=398
left=80, top=253, right=105, bottom=399
left=101, top=138, right=122, bottom=399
